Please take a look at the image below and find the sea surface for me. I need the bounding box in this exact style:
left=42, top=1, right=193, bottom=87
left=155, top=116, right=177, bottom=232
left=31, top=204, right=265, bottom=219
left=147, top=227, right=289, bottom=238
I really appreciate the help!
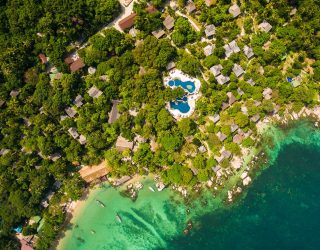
left=58, top=120, right=320, bottom=250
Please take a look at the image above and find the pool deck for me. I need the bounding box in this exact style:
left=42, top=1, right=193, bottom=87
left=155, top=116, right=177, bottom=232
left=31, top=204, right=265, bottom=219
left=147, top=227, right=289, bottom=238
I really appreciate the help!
left=164, top=69, right=201, bottom=120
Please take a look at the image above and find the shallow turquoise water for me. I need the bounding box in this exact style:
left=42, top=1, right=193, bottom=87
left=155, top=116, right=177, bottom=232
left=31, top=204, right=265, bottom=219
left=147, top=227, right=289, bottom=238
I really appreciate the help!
left=59, top=120, right=320, bottom=250
left=168, top=79, right=195, bottom=93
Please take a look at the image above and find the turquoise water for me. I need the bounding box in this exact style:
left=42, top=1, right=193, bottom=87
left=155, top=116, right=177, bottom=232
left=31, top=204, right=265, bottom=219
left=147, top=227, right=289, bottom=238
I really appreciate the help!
left=168, top=79, right=196, bottom=94
left=59, top=120, right=320, bottom=250
left=170, top=96, right=190, bottom=113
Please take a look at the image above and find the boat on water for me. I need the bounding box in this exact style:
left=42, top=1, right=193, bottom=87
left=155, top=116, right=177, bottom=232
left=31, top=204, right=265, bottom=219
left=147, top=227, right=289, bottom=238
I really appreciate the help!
left=95, top=199, right=105, bottom=207
left=116, top=214, right=122, bottom=223
left=149, top=186, right=155, bottom=192
left=91, top=230, right=96, bottom=234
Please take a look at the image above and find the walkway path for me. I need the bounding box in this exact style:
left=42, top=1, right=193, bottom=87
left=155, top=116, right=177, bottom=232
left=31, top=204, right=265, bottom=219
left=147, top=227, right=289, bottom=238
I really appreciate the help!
left=176, top=11, right=201, bottom=32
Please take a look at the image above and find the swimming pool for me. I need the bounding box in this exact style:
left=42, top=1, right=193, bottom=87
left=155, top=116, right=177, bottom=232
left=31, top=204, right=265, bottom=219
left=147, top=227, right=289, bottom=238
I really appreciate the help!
left=168, top=79, right=196, bottom=94
left=170, top=96, right=190, bottom=114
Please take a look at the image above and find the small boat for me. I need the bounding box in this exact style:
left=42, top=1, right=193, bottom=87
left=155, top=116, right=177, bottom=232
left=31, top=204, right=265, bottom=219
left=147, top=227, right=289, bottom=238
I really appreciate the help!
left=116, top=214, right=122, bottom=223
left=91, top=230, right=96, bottom=234
left=96, top=199, right=105, bottom=207
left=148, top=186, right=155, bottom=192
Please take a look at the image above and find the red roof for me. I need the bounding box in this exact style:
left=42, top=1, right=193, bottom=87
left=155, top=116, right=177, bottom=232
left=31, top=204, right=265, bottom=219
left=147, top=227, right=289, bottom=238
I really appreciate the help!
left=64, top=56, right=74, bottom=65
left=119, top=13, right=137, bottom=30
left=70, top=58, right=85, bottom=72
left=38, top=54, right=47, bottom=64
left=118, top=6, right=158, bottom=30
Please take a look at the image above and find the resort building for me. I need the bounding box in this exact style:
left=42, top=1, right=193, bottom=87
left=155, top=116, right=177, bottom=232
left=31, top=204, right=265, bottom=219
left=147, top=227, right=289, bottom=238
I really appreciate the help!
left=169, top=0, right=177, bottom=10
left=48, top=153, right=61, bottom=162
left=205, top=24, right=216, bottom=38
left=233, top=134, right=244, bottom=144
left=227, top=92, right=236, bottom=105
left=224, top=40, right=240, bottom=57
left=10, top=89, right=20, bottom=98
left=65, top=107, right=77, bottom=118
left=88, top=66, right=96, bottom=75
left=232, top=64, right=244, bottom=77
left=243, top=45, right=254, bottom=59
left=38, top=53, right=48, bottom=64
left=231, top=124, right=239, bottom=133
left=263, top=88, right=273, bottom=100
left=247, top=78, right=256, bottom=86
left=166, top=61, right=176, bottom=71
left=70, top=58, right=85, bottom=72
left=186, top=1, right=196, bottom=14
left=88, top=86, right=103, bottom=98
left=73, top=95, right=84, bottom=107
left=217, top=131, right=227, bottom=142
left=79, top=161, right=111, bottom=183
left=113, top=176, right=132, bottom=186
left=205, top=0, right=215, bottom=7
left=116, top=135, right=134, bottom=151
left=129, top=28, right=138, bottom=37
left=78, top=134, right=87, bottom=145
left=259, top=21, right=272, bottom=32
left=237, top=88, right=244, bottom=96
left=68, top=127, right=79, bottom=139
left=108, top=100, right=121, bottom=124
left=251, top=114, right=260, bottom=123
left=210, top=64, right=223, bottom=76
left=228, top=4, right=241, bottom=18
left=152, top=29, right=165, bottom=39
left=216, top=74, right=230, bottom=85
left=203, top=44, right=215, bottom=56
left=209, top=113, right=220, bottom=123
left=163, top=15, right=175, bottom=30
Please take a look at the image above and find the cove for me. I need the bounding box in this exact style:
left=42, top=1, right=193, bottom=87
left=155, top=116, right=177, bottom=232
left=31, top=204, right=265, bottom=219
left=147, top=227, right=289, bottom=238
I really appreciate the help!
left=58, top=120, right=320, bottom=250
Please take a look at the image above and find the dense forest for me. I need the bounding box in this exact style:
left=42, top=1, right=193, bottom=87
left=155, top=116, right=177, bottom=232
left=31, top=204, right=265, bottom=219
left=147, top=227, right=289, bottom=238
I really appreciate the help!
left=0, top=0, right=319, bottom=249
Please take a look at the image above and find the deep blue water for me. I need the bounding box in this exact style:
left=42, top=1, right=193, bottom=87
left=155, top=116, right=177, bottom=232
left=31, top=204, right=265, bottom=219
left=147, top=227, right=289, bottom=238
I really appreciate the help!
left=168, top=79, right=196, bottom=94
left=168, top=122, right=320, bottom=250
left=170, top=96, right=190, bottom=113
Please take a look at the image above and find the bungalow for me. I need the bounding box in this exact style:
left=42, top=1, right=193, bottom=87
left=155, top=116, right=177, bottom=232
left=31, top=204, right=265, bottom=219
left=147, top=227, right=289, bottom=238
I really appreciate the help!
left=88, top=86, right=103, bottom=98
left=214, top=154, right=224, bottom=163
left=210, top=64, right=223, bottom=76
left=152, top=29, right=165, bottom=39
left=224, top=40, right=240, bottom=57
left=203, top=44, right=215, bottom=56
left=259, top=21, right=272, bottom=32
left=79, top=161, right=111, bottom=183
left=228, top=4, right=241, bottom=18
left=88, top=66, right=96, bottom=75
left=190, top=167, right=198, bottom=175
left=247, top=78, right=256, bottom=86
left=167, top=61, right=176, bottom=71
left=163, top=15, right=175, bottom=30
left=233, top=134, right=244, bottom=144
left=198, top=145, right=207, bottom=153
left=254, top=100, right=261, bottom=107
left=70, top=58, right=85, bottom=72
left=263, top=88, right=272, bottom=100
left=204, top=24, right=216, bottom=38
left=73, top=95, right=84, bottom=107
left=251, top=114, right=260, bottom=123
left=212, top=165, right=221, bottom=173
left=65, top=107, right=77, bottom=118
left=230, top=124, right=239, bottom=133
left=232, top=64, right=244, bottom=77
left=68, top=127, right=79, bottom=139
left=108, top=100, right=121, bottom=124
left=170, top=0, right=177, bottom=10
left=78, top=134, right=87, bottom=145
left=186, top=1, right=196, bottom=14
left=0, top=99, right=4, bottom=108
left=209, top=113, right=220, bottom=123
left=119, top=13, right=137, bottom=30
left=216, top=74, right=230, bottom=85
left=237, top=88, right=244, bottom=96
left=216, top=131, right=227, bottom=142
left=221, top=102, right=229, bottom=111
left=48, top=153, right=61, bottom=161
left=243, top=45, right=254, bottom=59
left=38, top=53, right=48, bottom=64
left=41, top=191, right=54, bottom=208
left=241, top=105, right=248, bottom=115
left=10, top=89, right=20, bottom=98
left=116, top=135, right=134, bottom=151
left=205, top=0, right=215, bottom=7
left=221, top=150, right=231, bottom=159
left=129, top=28, right=138, bottom=37
left=227, top=92, right=236, bottom=105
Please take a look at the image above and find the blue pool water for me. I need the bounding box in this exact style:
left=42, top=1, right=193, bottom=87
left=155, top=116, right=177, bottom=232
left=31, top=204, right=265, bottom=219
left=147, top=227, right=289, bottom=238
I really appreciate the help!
left=170, top=96, right=190, bottom=113
left=168, top=79, right=196, bottom=94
